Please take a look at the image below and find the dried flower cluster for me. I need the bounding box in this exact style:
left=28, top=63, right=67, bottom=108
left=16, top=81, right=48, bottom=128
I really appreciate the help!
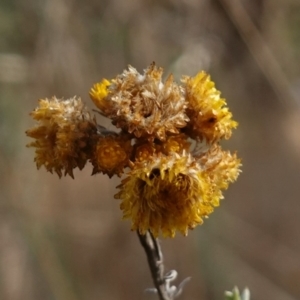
left=26, top=63, right=241, bottom=237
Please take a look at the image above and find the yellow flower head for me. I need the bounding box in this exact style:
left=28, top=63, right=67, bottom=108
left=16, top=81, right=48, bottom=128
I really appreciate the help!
left=91, top=134, right=132, bottom=178
left=161, top=134, right=191, bottom=155
left=183, top=71, right=238, bottom=143
left=26, top=96, right=97, bottom=178
left=89, top=79, right=112, bottom=115
left=115, top=153, right=219, bottom=238
left=91, top=63, right=189, bottom=141
left=134, top=141, right=158, bottom=162
left=198, top=144, right=242, bottom=203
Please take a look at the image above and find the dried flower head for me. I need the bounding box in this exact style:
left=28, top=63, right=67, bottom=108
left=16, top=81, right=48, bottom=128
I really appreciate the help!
left=183, top=71, right=238, bottom=143
left=161, top=134, right=191, bottom=155
left=90, top=63, right=189, bottom=141
left=198, top=144, right=241, bottom=206
left=27, top=63, right=241, bottom=237
left=134, top=141, right=158, bottom=162
left=115, top=152, right=228, bottom=238
left=26, top=96, right=97, bottom=178
left=91, top=134, right=132, bottom=177
left=89, top=79, right=112, bottom=114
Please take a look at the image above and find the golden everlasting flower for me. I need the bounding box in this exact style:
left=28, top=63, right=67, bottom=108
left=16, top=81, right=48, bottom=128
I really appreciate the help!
left=26, top=96, right=97, bottom=178
left=183, top=71, right=238, bottom=143
left=27, top=63, right=241, bottom=237
left=115, top=153, right=219, bottom=238
left=134, top=141, right=158, bottom=162
left=91, top=134, right=132, bottom=178
left=161, top=134, right=191, bottom=155
left=90, top=63, right=189, bottom=141
left=89, top=79, right=112, bottom=114
left=198, top=144, right=241, bottom=204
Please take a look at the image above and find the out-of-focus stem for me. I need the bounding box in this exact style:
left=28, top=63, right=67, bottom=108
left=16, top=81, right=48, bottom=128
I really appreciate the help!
left=218, top=0, right=296, bottom=109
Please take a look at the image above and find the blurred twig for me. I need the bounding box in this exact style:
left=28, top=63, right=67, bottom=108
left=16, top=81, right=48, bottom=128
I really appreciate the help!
left=23, top=223, right=81, bottom=300
left=218, top=0, right=297, bottom=109
left=2, top=200, right=81, bottom=300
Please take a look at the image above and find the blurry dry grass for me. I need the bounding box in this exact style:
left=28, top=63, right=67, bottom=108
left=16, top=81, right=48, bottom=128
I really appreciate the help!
left=1, top=0, right=300, bottom=299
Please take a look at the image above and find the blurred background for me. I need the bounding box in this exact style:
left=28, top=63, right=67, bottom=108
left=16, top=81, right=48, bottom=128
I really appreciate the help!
left=1, top=0, right=300, bottom=299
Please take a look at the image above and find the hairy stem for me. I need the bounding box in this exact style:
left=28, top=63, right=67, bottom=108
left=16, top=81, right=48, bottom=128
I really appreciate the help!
left=137, top=231, right=171, bottom=300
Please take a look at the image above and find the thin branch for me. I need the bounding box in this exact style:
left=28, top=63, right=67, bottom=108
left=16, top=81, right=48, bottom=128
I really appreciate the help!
left=137, top=231, right=171, bottom=300
left=137, top=231, right=191, bottom=300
